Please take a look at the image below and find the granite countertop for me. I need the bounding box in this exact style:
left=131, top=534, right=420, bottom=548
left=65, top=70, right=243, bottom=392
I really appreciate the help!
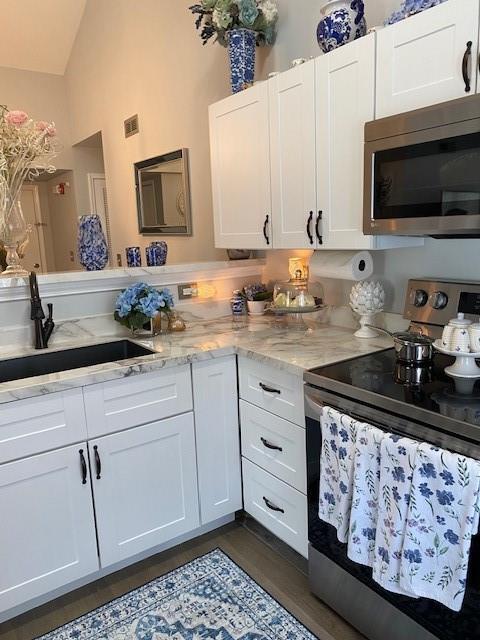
left=0, top=316, right=392, bottom=404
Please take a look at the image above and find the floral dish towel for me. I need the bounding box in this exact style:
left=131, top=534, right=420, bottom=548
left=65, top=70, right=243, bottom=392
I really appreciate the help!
left=319, top=407, right=359, bottom=543
left=399, top=443, right=480, bottom=611
left=372, top=434, right=420, bottom=596
left=348, top=424, right=384, bottom=567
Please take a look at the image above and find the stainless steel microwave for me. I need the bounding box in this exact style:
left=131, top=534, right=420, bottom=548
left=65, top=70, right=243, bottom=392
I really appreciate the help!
left=364, top=94, right=480, bottom=237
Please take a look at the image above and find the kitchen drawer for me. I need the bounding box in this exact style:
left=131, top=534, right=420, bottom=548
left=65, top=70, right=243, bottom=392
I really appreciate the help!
left=238, top=357, right=304, bottom=427
left=240, top=401, right=306, bottom=493
left=83, top=366, right=193, bottom=438
left=242, top=457, right=308, bottom=557
left=0, top=389, right=87, bottom=464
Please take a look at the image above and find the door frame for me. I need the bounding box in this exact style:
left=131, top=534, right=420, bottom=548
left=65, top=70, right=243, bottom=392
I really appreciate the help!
left=22, top=184, right=47, bottom=272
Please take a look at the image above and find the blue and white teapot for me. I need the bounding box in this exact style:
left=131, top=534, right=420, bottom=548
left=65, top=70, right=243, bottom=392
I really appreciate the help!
left=317, top=0, right=367, bottom=53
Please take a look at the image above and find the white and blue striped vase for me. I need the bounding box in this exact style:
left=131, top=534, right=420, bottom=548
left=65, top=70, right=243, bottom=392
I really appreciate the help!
left=77, top=214, right=108, bottom=271
left=227, top=29, right=256, bottom=94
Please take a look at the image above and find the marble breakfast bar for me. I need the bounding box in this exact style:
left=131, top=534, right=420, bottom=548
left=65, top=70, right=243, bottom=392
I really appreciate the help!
left=0, top=317, right=392, bottom=623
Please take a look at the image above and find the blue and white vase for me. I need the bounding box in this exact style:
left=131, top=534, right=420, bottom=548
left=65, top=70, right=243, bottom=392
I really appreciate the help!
left=126, top=246, right=142, bottom=268
left=77, top=214, right=108, bottom=271
left=146, top=241, right=168, bottom=267
left=385, top=0, right=446, bottom=25
left=227, top=29, right=256, bottom=94
left=317, top=0, right=367, bottom=53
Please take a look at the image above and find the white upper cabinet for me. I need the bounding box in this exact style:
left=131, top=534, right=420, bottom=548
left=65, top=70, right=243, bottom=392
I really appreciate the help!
left=376, top=0, right=480, bottom=118
left=0, top=444, right=99, bottom=613
left=209, top=83, right=272, bottom=249
left=270, top=60, right=318, bottom=249
left=91, top=413, right=199, bottom=568
left=316, top=33, right=377, bottom=250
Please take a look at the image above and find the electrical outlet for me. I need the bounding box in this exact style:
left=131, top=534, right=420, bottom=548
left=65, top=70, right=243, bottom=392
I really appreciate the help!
left=178, top=282, right=199, bottom=300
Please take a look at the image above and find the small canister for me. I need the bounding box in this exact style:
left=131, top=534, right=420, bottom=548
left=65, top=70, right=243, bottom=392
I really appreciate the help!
left=468, top=322, right=480, bottom=353
left=230, top=290, right=246, bottom=316
left=126, top=246, right=142, bottom=267
left=442, top=313, right=472, bottom=352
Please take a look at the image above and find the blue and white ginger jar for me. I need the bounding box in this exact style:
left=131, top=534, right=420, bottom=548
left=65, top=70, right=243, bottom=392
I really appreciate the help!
left=227, top=28, right=256, bottom=94
left=317, top=0, right=367, bottom=53
left=78, top=214, right=108, bottom=271
left=146, top=241, right=168, bottom=267
left=385, top=0, right=446, bottom=26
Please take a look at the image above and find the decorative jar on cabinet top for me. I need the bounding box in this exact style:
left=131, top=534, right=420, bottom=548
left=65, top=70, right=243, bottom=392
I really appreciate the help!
left=317, top=0, right=367, bottom=53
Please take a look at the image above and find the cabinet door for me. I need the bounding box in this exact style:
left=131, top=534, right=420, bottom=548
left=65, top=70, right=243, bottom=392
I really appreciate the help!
left=193, top=357, right=242, bottom=524
left=91, top=413, right=199, bottom=567
left=376, top=0, right=480, bottom=119
left=0, top=444, right=98, bottom=614
left=316, top=33, right=376, bottom=250
left=209, top=84, right=272, bottom=249
left=270, top=60, right=318, bottom=249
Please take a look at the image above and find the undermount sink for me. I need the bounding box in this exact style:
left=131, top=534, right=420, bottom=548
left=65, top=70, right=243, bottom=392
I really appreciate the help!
left=0, top=340, right=155, bottom=384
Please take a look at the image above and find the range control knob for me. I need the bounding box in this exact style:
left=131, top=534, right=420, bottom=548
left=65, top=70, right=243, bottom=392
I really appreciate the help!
left=412, top=289, right=428, bottom=307
left=430, top=291, right=449, bottom=310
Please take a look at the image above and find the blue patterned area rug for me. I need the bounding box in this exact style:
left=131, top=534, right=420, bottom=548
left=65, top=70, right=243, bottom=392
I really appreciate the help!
left=37, top=548, right=318, bottom=639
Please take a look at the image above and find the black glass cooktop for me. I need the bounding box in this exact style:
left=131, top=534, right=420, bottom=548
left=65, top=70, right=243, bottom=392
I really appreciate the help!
left=307, top=349, right=480, bottom=434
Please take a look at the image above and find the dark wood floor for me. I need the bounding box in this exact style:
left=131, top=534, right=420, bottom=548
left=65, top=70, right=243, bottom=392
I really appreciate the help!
left=0, top=521, right=364, bottom=640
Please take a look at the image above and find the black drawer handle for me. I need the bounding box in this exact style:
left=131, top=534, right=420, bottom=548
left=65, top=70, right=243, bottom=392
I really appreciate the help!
left=93, top=445, right=101, bottom=480
left=307, top=211, right=314, bottom=245
left=263, top=496, right=285, bottom=514
left=463, top=41, right=473, bottom=92
left=316, top=210, right=323, bottom=245
left=259, top=382, right=281, bottom=395
left=263, top=214, right=270, bottom=246
left=261, top=437, right=283, bottom=452
left=79, top=449, right=87, bottom=485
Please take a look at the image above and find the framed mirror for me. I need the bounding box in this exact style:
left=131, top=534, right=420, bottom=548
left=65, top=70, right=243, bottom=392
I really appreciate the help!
left=135, top=149, right=192, bottom=235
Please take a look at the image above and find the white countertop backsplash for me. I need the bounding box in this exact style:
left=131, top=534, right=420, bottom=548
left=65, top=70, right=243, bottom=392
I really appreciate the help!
left=0, top=313, right=393, bottom=404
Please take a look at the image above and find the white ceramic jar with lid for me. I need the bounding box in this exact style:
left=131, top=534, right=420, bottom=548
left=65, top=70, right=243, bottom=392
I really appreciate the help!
left=468, top=322, right=480, bottom=353
left=442, top=313, right=472, bottom=352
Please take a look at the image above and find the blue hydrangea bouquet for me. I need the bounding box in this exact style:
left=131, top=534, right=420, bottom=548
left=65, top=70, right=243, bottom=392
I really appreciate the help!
left=114, top=283, right=174, bottom=333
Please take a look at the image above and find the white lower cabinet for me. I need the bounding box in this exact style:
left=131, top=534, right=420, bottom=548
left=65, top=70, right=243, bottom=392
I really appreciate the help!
left=193, top=357, right=242, bottom=524
left=0, top=444, right=99, bottom=613
left=242, top=458, right=308, bottom=558
left=240, top=400, right=306, bottom=494
left=90, top=413, right=200, bottom=567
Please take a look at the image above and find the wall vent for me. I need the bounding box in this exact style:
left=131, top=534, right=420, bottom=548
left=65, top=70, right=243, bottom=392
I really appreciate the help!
left=124, top=114, right=139, bottom=138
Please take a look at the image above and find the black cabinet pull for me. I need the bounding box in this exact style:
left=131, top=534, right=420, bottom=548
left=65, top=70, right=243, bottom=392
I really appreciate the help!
left=462, top=41, right=473, bottom=92
left=316, top=211, right=323, bottom=245
left=259, top=382, right=281, bottom=395
left=263, top=214, right=270, bottom=245
left=93, top=445, right=102, bottom=480
left=263, top=496, right=285, bottom=514
left=260, top=437, right=283, bottom=452
left=306, top=211, right=314, bottom=245
left=79, top=449, right=87, bottom=485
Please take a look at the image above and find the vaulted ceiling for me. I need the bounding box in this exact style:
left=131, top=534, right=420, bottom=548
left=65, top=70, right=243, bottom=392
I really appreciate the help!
left=0, top=0, right=87, bottom=75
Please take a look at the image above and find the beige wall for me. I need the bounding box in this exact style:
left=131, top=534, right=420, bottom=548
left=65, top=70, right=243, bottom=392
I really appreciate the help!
left=258, top=0, right=399, bottom=75
left=65, top=0, right=229, bottom=266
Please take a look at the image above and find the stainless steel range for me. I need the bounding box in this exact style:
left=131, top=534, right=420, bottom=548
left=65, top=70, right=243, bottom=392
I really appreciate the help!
left=304, top=279, right=480, bottom=640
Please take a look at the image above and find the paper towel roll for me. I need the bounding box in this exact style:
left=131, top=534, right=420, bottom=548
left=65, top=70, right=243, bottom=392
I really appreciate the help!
left=310, top=251, right=373, bottom=282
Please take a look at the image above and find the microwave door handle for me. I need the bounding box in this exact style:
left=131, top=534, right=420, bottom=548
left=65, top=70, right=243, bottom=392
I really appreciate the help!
left=462, top=41, right=473, bottom=93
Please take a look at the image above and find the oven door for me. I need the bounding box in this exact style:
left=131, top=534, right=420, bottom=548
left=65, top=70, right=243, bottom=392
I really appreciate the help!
left=305, top=385, right=480, bottom=640
left=363, top=113, right=480, bottom=237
